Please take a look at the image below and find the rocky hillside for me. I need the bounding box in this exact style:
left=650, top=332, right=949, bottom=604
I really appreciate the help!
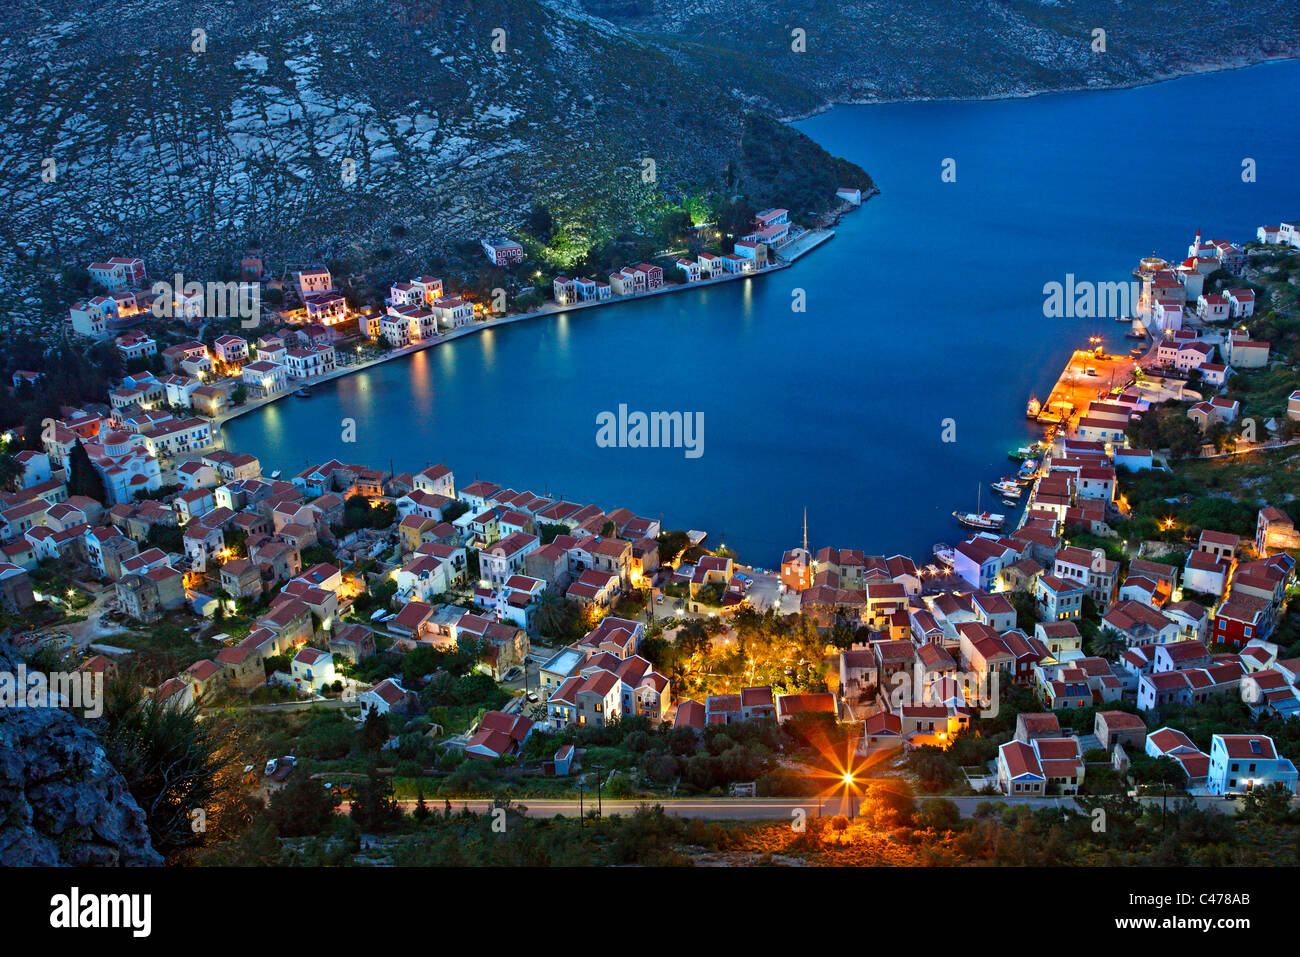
left=578, top=0, right=1300, bottom=108
left=0, top=0, right=1295, bottom=328
left=0, top=641, right=162, bottom=866
left=0, top=0, right=862, bottom=327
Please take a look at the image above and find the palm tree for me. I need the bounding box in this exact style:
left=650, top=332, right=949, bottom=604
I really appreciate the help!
left=534, top=588, right=573, bottom=641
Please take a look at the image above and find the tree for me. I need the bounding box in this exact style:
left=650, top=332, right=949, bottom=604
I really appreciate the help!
left=67, top=441, right=107, bottom=501
left=351, top=762, right=401, bottom=832
left=99, top=692, right=231, bottom=859
left=0, top=454, right=23, bottom=490
left=267, top=774, right=339, bottom=836
left=413, top=786, right=431, bottom=822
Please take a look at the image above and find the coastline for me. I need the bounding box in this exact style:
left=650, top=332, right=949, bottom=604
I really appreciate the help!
left=215, top=226, right=840, bottom=434
left=776, top=53, right=1300, bottom=123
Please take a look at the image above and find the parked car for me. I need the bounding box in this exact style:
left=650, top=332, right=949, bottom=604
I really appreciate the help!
left=264, top=759, right=278, bottom=775
left=527, top=692, right=539, bottom=703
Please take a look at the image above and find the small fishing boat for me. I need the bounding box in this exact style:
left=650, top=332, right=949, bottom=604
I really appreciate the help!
left=992, top=479, right=1021, bottom=498
left=1026, top=395, right=1041, bottom=418
left=1129, top=346, right=1144, bottom=356
left=1007, top=446, right=1037, bottom=461
left=1016, top=459, right=1039, bottom=483
left=295, top=387, right=311, bottom=398
left=932, top=543, right=955, bottom=568
left=1114, top=314, right=1133, bottom=323
left=270, top=470, right=281, bottom=479
left=1125, top=330, right=1146, bottom=340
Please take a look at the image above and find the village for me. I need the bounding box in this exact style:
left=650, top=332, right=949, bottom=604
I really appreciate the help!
left=1, top=209, right=1299, bottom=825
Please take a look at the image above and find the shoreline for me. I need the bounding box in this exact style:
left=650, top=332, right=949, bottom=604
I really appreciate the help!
left=215, top=227, right=839, bottom=433
left=777, top=53, right=1300, bottom=123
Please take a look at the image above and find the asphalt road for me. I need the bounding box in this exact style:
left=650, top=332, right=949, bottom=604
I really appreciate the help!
left=389, top=794, right=1087, bottom=820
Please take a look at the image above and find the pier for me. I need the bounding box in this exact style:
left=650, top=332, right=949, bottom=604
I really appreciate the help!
left=1035, top=347, right=1136, bottom=428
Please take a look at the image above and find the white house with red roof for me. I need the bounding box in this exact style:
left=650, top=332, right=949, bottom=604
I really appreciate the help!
left=1145, top=727, right=1210, bottom=787
left=290, top=646, right=336, bottom=692
left=359, top=677, right=417, bottom=718
left=1207, top=734, right=1297, bottom=795
left=466, top=711, right=534, bottom=759
left=213, top=335, right=249, bottom=366
left=1225, top=288, right=1255, bottom=318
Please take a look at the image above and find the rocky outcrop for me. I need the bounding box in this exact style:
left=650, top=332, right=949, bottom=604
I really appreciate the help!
left=0, top=643, right=162, bottom=866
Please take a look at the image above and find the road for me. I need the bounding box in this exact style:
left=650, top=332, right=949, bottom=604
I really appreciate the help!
left=381, top=791, right=1249, bottom=820
left=386, top=794, right=1090, bottom=820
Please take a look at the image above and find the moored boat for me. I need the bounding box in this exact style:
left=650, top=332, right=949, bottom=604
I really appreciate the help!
left=295, top=387, right=311, bottom=398
left=1026, top=395, right=1041, bottom=418
left=1016, top=458, right=1039, bottom=482
left=992, top=479, right=1021, bottom=498
left=953, top=510, right=1006, bottom=531
left=932, top=543, right=955, bottom=567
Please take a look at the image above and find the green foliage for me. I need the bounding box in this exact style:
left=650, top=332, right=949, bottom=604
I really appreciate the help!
left=267, top=774, right=340, bottom=836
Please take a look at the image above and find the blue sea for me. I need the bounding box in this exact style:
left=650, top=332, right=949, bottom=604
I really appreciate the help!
left=225, top=60, right=1300, bottom=567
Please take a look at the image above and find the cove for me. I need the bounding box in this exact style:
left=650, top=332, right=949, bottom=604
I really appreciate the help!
left=224, top=59, right=1300, bottom=567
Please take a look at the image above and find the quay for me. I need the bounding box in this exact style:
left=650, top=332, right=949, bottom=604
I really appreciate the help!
left=211, top=228, right=836, bottom=436
left=1035, top=347, right=1136, bottom=428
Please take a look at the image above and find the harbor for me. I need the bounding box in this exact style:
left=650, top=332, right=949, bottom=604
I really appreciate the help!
left=1032, top=343, right=1138, bottom=428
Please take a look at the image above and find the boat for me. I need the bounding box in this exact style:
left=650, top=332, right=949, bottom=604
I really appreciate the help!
left=1007, top=446, right=1037, bottom=461
left=1114, top=314, right=1133, bottom=323
left=1129, top=346, right=1144, bottom=356
left=270, top=470, right=281, bottom=479
left=295, top=387, right=311, bottom=398
left=992, top=479, right=1021, bottom=498
left=932, top=543, right=955, bottom=568
left=1026, top=395, right=1041, bottom=418
left=1125, top=330, right=1146, bottom=340
left=953, top=486, right=1005, bottom=531
left=953, top=509, right=1006, bottom=531
left=1016, top=459, right=1039, bottom=482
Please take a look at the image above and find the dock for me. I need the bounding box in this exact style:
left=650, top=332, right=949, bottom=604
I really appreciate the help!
left=1036, top=348, right=1136, bottom=428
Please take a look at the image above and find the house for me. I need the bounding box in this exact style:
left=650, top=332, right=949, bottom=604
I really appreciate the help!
left=180, top=659, right=223, bottom=702
left=242, top=360, right=288, bottom=397
left=1036, top=574, right=1084, bottom=621
left=213, top=335, right=249, bottom=366
left=1101, top=601, right=1178, bottom=648
left=290, top=647, right=336, bottom=693
left=466, top=711, right=534, bottom=759
left=481, top=237, right=524, bottom=266
left=152, top=677, right=194, bottom=713
left=1145, top=727, right=1210, bottom=787
left=358, top=678, right=418, bottom=718
left=330, top=623, right=375, bottom=663
left=479, top=531, right=539, bottom=586
left=774, top=692, right=840, bottom=724
left=284, top=344, right=336, bottom=379
left=997, top=736, right=1085, bottom=796
left=1212, top=595, right=1270, bottom=647
left=115, top=331, right=157, bottom=362
left=1207, top=734, right=1297, bottom=796
left=1094, top=710, right=1147, bottom=751
left=1183, top=550, right=1232, bottom=598
left=1034, top=621, right=1082, bottom=658
left=1256, top=506, right=1300, bottom=554
left=1014, top=712, right=1061, bottom=744
left=1225, top=289, right=1255, bottom=318
left=1226, top=336, right=1269, bottom=369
